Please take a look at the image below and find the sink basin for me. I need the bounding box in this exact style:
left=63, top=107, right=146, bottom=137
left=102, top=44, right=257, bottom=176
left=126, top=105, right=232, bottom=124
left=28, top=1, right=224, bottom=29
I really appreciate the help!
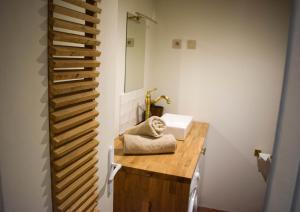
left=161, top=113, right=193, bottom=140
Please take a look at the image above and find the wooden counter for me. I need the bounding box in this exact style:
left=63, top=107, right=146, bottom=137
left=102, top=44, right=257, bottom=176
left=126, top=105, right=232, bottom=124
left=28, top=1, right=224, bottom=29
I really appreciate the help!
left=114, top=122, right=209, bottom=212
left=114, top=122, right=209, bottom=182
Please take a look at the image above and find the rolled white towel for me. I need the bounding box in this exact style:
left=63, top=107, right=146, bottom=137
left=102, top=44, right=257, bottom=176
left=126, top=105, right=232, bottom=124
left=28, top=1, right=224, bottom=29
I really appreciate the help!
left=124, top=116, right=166, bottom=138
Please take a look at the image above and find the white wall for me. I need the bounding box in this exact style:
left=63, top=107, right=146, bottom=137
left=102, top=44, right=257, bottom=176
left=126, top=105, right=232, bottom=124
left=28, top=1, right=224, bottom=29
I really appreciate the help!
left=116, top=0, right=156, bottom=135
left=0, top=0, right=118, bottom=211
left=148, top=0, right=290, bottom=211
left=0, top=0, right=52, bottom=211
left=98, top=0, right=118, bottom=211
left=264, top=0, right=300, bottom=211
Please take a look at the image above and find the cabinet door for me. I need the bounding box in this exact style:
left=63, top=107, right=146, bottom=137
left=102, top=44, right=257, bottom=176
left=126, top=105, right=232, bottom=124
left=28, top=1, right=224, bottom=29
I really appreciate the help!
left=114, top=169, right=190, bottom=212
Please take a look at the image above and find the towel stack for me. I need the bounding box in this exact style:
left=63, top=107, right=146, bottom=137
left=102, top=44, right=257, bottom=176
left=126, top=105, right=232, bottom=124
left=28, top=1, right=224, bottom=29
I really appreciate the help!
left=123, top=116, right=177, bottom=155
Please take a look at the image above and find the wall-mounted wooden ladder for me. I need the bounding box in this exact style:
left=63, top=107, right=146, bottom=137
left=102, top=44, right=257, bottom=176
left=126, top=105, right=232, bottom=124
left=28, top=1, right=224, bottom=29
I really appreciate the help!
left=48, top=0, right=101, bottom=211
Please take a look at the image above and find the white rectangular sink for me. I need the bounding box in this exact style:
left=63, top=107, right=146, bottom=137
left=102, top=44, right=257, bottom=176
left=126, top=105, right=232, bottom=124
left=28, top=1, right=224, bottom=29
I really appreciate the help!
left=161, top=113, right=193, bottom=140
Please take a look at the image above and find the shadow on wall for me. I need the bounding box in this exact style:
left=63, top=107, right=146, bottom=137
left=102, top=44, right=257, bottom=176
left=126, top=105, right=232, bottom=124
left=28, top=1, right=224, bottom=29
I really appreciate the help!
left=291, top=162, right=300, bottom=211
left=98, top=152, right=111, bottom=200
left=199, top=125, right=267, bottom=211
left=0, top=170, right=4, bottom=212
left=38, top=0, right=52, bottom=211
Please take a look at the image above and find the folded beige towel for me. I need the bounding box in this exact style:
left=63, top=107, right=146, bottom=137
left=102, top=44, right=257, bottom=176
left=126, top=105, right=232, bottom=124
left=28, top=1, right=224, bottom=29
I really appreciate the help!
left=124, top=116, right=166, bottom=138
left=123, top=134, right=177, bottom=155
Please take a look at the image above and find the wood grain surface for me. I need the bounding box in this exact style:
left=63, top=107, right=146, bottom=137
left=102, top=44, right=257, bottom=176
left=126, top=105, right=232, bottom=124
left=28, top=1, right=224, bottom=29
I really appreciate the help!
left=114, top=122, right=209, bottom=181
left=48, top=0, right=101, bottom=210
left=114, top=122, right=209, bottom=212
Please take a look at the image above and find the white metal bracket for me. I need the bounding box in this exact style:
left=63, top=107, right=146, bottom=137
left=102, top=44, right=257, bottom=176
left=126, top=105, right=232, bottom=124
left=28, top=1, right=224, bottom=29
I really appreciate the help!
left=108, top=146, right=122, bottom=195
left=109, top=162, right=122, bottom=182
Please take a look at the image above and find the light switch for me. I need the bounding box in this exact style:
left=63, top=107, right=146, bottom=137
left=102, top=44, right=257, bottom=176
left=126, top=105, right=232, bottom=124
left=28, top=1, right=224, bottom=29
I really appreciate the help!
left=172, top=39, right=182, bottom=49
left=187, top=40, right=196, bottom=49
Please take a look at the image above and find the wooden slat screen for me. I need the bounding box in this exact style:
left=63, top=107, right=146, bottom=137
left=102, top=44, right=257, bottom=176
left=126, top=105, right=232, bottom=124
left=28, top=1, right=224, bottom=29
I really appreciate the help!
left=48, top=0, right=100, bottom=211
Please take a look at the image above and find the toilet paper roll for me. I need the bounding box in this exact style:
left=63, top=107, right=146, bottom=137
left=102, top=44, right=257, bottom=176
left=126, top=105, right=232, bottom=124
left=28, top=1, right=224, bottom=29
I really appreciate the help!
left=259, top=153, right=271, bottom=161
left=257, top=153, right=272, bottom=182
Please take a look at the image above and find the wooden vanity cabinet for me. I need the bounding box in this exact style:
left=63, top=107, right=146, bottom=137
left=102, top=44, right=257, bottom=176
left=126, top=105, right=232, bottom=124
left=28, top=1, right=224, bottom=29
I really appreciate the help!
left=113, top=122, right=209, bottom=212
left=114, top=168, right=190, bottom=212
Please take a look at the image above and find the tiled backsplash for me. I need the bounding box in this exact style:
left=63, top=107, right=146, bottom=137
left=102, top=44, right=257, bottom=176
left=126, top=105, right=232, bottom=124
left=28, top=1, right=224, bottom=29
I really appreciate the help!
left=119, top=90, right=145, bottom=134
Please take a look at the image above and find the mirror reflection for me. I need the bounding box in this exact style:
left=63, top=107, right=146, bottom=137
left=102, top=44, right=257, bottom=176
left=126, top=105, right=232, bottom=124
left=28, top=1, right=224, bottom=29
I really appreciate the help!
left=124, top=13, right=146, bottom=93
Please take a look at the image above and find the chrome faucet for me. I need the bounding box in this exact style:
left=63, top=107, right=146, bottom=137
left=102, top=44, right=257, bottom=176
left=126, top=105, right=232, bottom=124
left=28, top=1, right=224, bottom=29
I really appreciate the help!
left=145, top=88, right=171, bottom=120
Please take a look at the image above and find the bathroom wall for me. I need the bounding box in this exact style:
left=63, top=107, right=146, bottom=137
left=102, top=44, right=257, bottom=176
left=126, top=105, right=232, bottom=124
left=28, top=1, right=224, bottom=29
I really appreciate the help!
left=0, top=0, right=52, bottom=211
left=148, top=0, right=291, bottom=211
left=116, top=0, right=156, bottom=134
left=118, top=90, right=145, bottom=133
left=0, top=0, right=118, bottom=211
left=264, top=0, right=300, bottom=211
left=98, top=0, right=119, bottom=211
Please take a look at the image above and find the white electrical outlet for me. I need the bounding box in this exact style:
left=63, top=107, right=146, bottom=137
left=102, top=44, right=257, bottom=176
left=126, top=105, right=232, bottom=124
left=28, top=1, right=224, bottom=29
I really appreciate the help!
left=172, top=39, right=182, bottom=49
left=187, top=40, right=197, bottom=49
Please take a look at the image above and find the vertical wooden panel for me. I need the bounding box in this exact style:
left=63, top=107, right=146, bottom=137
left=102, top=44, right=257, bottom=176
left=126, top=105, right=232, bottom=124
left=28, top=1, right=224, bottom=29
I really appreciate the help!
left=48, top=0, right=101, bottom=211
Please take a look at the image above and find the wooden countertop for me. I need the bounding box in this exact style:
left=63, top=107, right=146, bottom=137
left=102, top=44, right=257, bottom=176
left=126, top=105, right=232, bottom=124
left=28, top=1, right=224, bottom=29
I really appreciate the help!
left=114, top=122, right=209, bottom=182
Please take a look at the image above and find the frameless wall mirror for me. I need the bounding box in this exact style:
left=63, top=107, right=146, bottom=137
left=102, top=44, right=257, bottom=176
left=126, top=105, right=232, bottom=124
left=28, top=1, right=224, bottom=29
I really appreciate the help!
left=124, top=12, right=146, bottom=93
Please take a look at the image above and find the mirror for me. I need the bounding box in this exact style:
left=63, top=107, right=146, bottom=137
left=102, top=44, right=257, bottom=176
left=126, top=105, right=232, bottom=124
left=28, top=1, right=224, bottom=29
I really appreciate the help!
left=124, top=13, right=146, bottom=93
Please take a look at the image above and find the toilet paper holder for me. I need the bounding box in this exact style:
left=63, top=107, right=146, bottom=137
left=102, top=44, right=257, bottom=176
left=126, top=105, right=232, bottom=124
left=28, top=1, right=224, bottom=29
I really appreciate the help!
left=254, top=149, right=262, bottom=158
left=255, top=149, right=272, bottom=182
left=254, top=149, right=272, bottom=159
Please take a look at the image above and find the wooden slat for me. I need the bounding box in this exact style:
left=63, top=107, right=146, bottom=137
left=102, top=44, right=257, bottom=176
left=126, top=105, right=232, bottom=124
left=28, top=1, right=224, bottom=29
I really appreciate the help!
left=52, top=110, right=98, bottom=134
left=51, top=101, right=97, bottom=122
left=86, top=202, right=98, bottom=212
left=66, top=185, right=98, bottom=212
left=51, top=80, right=99, bottom=95
left=62, top=0, right=101, bottom=13
left=49, top=1, right=100, bottom=211
left=54, top=131, right=97, bottom=158
left=77, top=192, right=99, bottom=211
left=52, top=18, right=100, bottom=34
left=56, top=167, right=98, bottom=202
left=52, top=70, right=99, bottom=81
left=54, top=139, right=98, bottom=169
left=50, top=45, right=101, bottom=57
left=52, top=120, right=99, bottom=146
left=56, top=157, right=98, bottom=191
left=53, top=5, right=100, bottom=24
left=51, top=31, right=100, bottom=45
left=51, top=59, right=100, bottom=68
left=55, top=149, right=97, bottom=181
left=57, top=175, right=98, bottom=211
left=51, top=90, right=99, bottom=109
